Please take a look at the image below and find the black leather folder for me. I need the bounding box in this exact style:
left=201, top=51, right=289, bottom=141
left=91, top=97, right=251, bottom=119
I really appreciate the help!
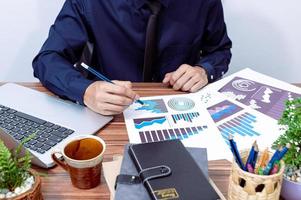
left=128, top=140, right=221, bottom=200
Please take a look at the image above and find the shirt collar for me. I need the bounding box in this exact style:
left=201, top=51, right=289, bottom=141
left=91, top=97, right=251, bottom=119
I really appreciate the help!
left=133, top=0, right=171, bottom=10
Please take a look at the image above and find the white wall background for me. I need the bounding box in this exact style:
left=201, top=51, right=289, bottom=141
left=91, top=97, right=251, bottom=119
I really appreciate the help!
left=0, top=0, right=65, bottom=82
left=223, top=0, right=301, bottom=83
left=0, top=0, right=300, bottom=82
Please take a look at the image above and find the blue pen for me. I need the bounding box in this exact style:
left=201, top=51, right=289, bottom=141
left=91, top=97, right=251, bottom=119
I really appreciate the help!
left=81, top=63, right=144, bottom=105
left=228, top=135, right=246, bottom=171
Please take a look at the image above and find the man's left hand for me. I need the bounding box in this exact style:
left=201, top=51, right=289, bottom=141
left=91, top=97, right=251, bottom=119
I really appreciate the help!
left=163, top=64, right=208, bottom=92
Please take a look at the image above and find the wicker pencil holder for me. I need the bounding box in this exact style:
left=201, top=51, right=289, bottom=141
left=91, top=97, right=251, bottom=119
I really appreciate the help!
left=228, top=150, right=285, bottom=200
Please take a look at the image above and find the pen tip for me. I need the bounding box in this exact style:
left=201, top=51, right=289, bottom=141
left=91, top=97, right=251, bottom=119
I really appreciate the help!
left=254, top=144, right=259, bottom=151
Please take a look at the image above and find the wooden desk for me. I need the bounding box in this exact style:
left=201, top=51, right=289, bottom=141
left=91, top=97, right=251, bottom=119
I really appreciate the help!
left=1, top=82, right=300, bottom=200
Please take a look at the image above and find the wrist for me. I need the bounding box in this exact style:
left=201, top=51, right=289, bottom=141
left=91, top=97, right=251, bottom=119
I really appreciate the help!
left=194, top=66, right=209, bottom=85
left=83, top=82, right=95, bottom=106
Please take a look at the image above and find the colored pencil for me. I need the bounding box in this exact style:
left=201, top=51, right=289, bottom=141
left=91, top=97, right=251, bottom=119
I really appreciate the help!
left=277, top=143, right=290, bottom=160
left=255, top=147, right=269, bottom=173
left=252, top=142, right=259, bottom=168
left=228, top=135, right=246, bottom=171
left=245, top=141, right=256, bottom=169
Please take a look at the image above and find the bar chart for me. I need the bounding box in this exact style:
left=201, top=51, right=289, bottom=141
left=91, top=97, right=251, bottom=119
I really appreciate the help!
left=171, top=112, right=200, bottom=124
left=139, top=125, right=208, bottom=143
left=218, top=112, right=260, bottom=145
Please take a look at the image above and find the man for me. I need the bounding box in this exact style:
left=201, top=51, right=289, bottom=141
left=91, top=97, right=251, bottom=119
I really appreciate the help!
left=33, top=0, right=232, bottom=116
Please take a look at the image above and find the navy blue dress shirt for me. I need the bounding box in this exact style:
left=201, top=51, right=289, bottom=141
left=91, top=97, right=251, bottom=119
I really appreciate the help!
left=33, top=0, right=232, bottom=104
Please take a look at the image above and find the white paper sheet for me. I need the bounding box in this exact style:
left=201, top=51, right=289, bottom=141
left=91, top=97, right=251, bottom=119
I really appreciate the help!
left=124, top=93, right=231, bottom=161
left=199, top=90, right=284, bottom=151
left=202, top=68, right=301, bottom=119
left=198, top=68, right=301, bottom=151
left=123, top=68, right=301, bottom=161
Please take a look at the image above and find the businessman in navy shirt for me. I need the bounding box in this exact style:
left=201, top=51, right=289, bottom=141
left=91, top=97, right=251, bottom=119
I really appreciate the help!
left=33, top=0, right=232, bottom=115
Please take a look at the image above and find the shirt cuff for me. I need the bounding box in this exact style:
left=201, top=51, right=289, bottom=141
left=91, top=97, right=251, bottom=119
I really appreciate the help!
left=195, top=62, right=216, bottom=83
left=70, top=78, right=94, bottom=105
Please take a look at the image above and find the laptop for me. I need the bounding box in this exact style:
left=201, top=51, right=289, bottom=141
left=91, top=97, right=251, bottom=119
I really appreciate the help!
left=0, top=83, right=112, bottom=168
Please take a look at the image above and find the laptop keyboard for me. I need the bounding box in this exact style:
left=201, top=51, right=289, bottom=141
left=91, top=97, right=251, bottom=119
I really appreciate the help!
left=0, top=104, right=74, bottom=154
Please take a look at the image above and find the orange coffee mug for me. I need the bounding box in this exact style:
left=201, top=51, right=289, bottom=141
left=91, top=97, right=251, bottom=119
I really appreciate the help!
left=51, top=135, right=106, bottom=189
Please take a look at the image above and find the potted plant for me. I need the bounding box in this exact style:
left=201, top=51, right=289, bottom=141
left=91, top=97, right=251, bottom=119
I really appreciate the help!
left=273, top=98, right=301, bottom=200
left=0, top=137, right=43, bottom=199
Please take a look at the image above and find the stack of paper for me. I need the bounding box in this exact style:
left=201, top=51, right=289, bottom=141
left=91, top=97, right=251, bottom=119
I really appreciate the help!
left=123, top=68, right=301, bottom=160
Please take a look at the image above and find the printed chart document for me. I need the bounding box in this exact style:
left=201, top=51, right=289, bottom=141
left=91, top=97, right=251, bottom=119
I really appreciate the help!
left=123, top=93, right=231, bottom=161
left=200, top=68, right=301, bottom=150
left=124, top=68, right=301, bottom=161
left=199, top=90, right=283, bottom=151
left=204, top=68, right=301, bottom=121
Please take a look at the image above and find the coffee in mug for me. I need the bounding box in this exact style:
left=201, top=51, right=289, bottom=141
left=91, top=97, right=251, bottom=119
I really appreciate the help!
left=51, top=135, right=106, bottom=189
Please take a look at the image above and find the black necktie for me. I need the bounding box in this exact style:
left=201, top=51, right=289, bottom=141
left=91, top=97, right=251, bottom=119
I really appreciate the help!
left=143, top=1, right=162, bottom=82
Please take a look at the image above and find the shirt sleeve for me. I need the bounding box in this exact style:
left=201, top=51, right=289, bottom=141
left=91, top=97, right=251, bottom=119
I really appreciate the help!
left=32, top=0, right=94, bottom=105
left=195, top=0, right=232, bottom=83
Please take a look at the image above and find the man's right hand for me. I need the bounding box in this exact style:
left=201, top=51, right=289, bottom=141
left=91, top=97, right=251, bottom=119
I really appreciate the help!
left=83, top=81, right=139, bottom=116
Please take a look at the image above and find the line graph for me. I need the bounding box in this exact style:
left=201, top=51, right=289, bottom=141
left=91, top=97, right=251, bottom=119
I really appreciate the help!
left=133, top=117, right=167, bottom=129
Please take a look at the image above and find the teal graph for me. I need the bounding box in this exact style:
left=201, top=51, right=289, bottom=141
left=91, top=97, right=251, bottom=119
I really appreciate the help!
left=171, top=112, right=200, bottom=124
left=218, top=112, right=260, bottom=146
left=134, top=117, right=167, bottom=129
left=135, top=99, right=168, bottom=113
left=167, top=97, right=195, bottom=111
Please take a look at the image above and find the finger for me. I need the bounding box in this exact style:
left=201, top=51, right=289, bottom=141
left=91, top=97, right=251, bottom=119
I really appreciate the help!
left=113, top=81, right=141, bottom=100
left=113, top=80, right=132, bottom=89
left=181, top=74, right=200, bottom=92
left=101, top=102, right=126, bottom=113
left=170, top=64, right=190, bottom=85
left=85, top=101, right=113, bottom=116
left=189, top=80, right=207, bottom=93
left=101, top=92, right=133, bottom=106
left=112, top=81, right=141, bottom=100
left=173, top=70, right=195, bottom=90
left=162, top=73, right=172, bottom=84
left=103, top=82, right=136, bottom=100
left=101, top=110, right=121, bottom=116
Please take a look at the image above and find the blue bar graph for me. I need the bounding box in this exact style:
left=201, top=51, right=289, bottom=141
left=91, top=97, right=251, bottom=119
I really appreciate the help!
left=171, top=112, right=200, bottom=124
left=139, top=125, right=208, bottom=143
left=218, top=112, right=260, bottom=146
